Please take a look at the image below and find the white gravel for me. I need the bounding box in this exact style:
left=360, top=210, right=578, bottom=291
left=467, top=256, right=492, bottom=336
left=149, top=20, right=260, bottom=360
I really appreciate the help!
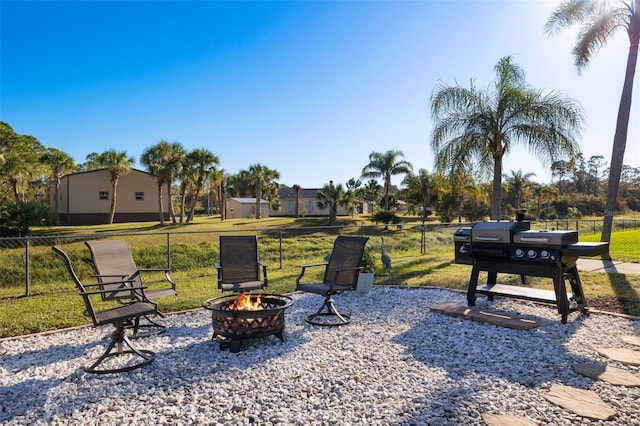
left=1, top=287, right=639, bottom=426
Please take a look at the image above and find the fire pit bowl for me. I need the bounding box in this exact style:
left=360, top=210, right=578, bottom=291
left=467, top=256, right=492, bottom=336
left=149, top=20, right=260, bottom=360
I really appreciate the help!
left=202, top=293, right=294, bottom=353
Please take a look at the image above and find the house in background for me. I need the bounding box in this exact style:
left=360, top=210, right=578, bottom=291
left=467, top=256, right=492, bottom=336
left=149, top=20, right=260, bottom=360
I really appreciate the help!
left=226, top=197, right=270, bottom=219
left=270, top=187, right=369, bottom=217
left=50, top=168, right=169, bottom=225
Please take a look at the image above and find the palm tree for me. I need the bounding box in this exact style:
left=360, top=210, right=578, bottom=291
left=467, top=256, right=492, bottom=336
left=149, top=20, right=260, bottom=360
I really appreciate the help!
left=84, top=150, right=135, bottom=224
left=247, top=164, right=280, bottom=219
left=430, top=55, right=585, bottom=220
left=185, top=149, right=219, bottom=222
left=40, top=147, right=76, bottom=225
left=402, top=169, right=437, bottom=223
left=315, top=180, right=346, bottom=226
left=141, top=142, right=170, bottom=224
left=504, top=169, right=536, bottom=210
left=361, top=150, right=413, bottom=211
left=292, top=184, right=301, bottom=217
left=207, top=168, right=225, bottom=218
left=546, top=0, right=639, bottom=244
left=531, top=183, right=560, bottom=220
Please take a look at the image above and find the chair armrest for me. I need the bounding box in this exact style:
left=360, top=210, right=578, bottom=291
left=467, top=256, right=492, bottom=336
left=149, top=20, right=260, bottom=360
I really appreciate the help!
left=81, top=284, right=148, bottom=297
left=296, top=262, right=329, bottom=285
left=138, top=268, right=176, bottom=288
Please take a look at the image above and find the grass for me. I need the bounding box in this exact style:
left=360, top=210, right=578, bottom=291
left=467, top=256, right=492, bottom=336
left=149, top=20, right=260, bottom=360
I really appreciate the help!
left=0, top=215, right=639, bottom=338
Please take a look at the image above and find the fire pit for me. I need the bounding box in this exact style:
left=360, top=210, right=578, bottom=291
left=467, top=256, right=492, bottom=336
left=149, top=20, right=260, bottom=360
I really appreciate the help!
left=202, top=292, right=294, bottom=353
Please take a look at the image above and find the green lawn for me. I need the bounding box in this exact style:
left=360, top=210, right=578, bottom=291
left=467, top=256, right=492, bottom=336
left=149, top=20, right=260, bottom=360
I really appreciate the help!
left=1, top=215, right=638, bottom=338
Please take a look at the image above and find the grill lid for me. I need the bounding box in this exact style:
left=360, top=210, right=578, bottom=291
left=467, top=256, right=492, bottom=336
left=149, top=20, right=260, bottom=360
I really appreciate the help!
left=513, top=230, right=578, bottom=246
left=471, top=220, right=530, bottom=243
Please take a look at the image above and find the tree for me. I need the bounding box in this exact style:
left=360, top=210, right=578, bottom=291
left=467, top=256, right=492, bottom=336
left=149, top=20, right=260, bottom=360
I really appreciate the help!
left=0, top=122, right=44, bottom=203
left=141, top=141, right=171, bottom=224
left=430, top=55, right=585, bottom=220
left=40, top=147, right=76, bottom=225
left=361, top=150, right=413, bottom=211
left=185, top=149, right=219, bottom=222
left=315, top=180, right=346, bottom=226
left=83, top=150, right=135, bottom=224
left=247, top=164, right=280, bottom=219
left=587, top=154, right=606, bottom=196
left=140, top=141, right=186, bottom=224
left=503, top=169, right=536, bottom=210
left=292, top=184, right=301, bottom=217
left=546, top=0, right=639, bottom=243
left=402, top=169, right=437, bottom=223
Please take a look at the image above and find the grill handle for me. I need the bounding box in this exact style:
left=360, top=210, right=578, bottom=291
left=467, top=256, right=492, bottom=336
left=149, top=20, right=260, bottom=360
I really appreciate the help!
left=474, top=237, right=502, bottom=242
left=518, top=237, right=551, bottom=243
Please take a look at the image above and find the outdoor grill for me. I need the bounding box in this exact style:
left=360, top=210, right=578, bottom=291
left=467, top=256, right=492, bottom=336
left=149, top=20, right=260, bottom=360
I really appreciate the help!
left=202, top=293, right=294, bottom=353
left=455, top=211, right=609, bottom=323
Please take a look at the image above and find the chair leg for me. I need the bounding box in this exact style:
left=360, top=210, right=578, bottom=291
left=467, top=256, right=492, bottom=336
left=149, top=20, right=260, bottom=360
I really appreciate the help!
left=128, top=315, right=166, bottom=339
left=84, top=324, right=155, bottom=374
left=306, top=295, right=351, bottom=326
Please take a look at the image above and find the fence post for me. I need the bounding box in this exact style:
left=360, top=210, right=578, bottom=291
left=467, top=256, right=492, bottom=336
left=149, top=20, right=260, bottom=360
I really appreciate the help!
left=25, top=239, right=30, bottom=297
left=279, top=230, right=283, bottom=269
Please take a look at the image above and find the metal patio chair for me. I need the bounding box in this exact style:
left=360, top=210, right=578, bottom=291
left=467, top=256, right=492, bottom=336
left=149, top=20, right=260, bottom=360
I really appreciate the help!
left=85, top=239, right=176, bottom=335
left=215, top=235, right=268, bottom=292
left=52, top=246, right=157, bottom=374
left=296, top=236, right=369, bottom=326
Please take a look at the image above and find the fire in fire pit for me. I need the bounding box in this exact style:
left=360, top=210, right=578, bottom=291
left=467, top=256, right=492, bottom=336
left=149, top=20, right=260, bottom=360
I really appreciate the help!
left=202, top=292, right=294, bottom=353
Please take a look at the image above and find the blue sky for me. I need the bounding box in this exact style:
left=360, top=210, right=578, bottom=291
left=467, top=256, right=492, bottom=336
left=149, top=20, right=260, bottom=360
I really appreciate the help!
left=1, top=0, right=638, bottom=188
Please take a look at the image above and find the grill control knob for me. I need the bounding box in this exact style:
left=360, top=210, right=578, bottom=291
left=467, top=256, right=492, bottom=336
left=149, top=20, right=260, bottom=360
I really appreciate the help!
left=527, top=250, right=537, bottom=258
left=515, top=249, right=524, bottom=258
left=541, top=250, right=551, bottom=259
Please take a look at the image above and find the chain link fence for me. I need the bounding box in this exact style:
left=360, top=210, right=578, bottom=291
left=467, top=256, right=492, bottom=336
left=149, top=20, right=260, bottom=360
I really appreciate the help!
left=1, top=219, right=637, bottom=299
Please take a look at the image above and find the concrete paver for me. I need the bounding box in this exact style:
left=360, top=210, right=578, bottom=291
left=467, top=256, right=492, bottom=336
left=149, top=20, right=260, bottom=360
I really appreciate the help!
left=577, top=258, right=640, bottom=275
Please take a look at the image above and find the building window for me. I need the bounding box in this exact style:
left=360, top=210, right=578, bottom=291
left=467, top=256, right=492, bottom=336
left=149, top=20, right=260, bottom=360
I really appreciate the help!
left=99, top=191, right=109, bottom=200
left=135, top=192, right=144, bottom=200
left=306, top=200, right=314, bottom=212
left=287, top=200, right=295, bottom=213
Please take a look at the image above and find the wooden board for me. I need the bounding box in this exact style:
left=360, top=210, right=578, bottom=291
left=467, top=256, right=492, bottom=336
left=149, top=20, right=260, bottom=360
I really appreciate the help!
left=621, top=335, right=640, bottom=347
left=481, top=413, right=538, bottom=426
left=430, top=303, right=539, bottom=330
left=595, top=347, right=640, bottom=366
left=543, top=383, right=616, bottom=421
left=572, top=362, right=640, bottom=387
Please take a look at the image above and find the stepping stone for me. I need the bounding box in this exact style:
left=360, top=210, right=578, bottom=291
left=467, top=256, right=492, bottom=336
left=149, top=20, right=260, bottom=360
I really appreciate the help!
left=481, top=413, right=538, bottom=426
left=543, top=383, right=616, bottom=421
left=595, top=347, right=640, bottom=366
left=621, top=335, right=640, bottom=347
left=430, top=303, right=539, bottom=330
left=572, top=362, right=640, bottom=387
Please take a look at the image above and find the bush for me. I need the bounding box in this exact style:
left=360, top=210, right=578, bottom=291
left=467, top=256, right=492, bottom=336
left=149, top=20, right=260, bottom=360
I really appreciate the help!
left=372, top=211, right=399, bottom=225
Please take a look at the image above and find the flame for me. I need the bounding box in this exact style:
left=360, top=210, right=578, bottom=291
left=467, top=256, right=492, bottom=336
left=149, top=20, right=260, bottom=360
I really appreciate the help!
left=228, top=292, right=263, bottom=311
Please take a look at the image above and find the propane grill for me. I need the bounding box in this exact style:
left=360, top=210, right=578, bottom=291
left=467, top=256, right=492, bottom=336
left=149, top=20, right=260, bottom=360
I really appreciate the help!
left=455, top=211, right=609, bottom=323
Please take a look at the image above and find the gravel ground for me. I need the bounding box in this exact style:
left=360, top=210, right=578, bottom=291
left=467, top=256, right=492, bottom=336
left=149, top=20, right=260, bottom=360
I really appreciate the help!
left=1, top=287, right=639, bottom=426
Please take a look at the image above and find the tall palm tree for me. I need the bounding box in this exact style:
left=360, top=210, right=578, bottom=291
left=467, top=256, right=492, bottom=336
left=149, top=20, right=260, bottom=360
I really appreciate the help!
left=361, top=150, right=413, bottom=211
left=40, top=147, right=76, bottom=225
left=402, top=169, right=437, bottom=223
left=315, top=180, right=346, bottom=226
left=292, top=184, right=301, bottom=217
left=546, top=0, right=639, bottom=243
left=185, top=148, right=219, bottom=222
left=207, top=168, right=225, bottom=218
left=247, top=163, right=280, bottom=219
left=504, top=169, right=536, bottom=210
left=141, top=142, right=170, bottom=224
left=84, top=150, right=135, bottom=224
left=430, top=55, right=585, bottom=220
